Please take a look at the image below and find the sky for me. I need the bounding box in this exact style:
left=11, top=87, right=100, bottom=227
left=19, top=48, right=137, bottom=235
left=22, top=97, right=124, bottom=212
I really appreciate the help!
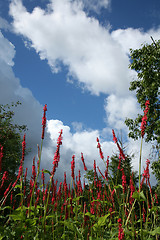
left=0, top=0, right=160, bottom=184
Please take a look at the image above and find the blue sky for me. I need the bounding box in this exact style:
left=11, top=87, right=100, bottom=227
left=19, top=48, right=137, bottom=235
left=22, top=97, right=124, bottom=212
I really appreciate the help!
left=0, top=0, right=160, bottom=184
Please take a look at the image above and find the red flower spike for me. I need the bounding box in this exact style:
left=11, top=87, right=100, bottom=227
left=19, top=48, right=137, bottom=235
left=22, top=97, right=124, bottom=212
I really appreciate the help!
left=4, top=182, right=12, bottom=198
left=21, top=134, right=26, bottom=162
left=118, top=218, right=124, bottom=240
left=155, top=192, right=158, bottom=204
left=32, top=157, right=36, bottom=181
left=112, top=129, right=117, bottom=143
left=41, top=104, right=47, bottom=139
left=97, top=166, right=105, bottom=180
left=129, top=173, right=135, bottom=205
left=0, top=145, right=3, bottom=172
left=140, top=100, right=150, bottom=138
left=121, top=168, right=126, bottom=194
left=141, top=159, right=150, bottom=188
left=52, top=130, right=63, bottom=176
left=97, top=138, right=104, bottom=160
left=105, top=156, right=109, bottom=181
left=81, top=152, right=87, bottom=171
left=0, top=171, right=8, bottom=189
left=71, top=155, right=75, bottom=180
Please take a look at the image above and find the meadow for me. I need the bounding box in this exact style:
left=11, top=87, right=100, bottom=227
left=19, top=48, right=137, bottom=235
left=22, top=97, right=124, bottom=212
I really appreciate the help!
left=0, top=102, right=159, bottom=240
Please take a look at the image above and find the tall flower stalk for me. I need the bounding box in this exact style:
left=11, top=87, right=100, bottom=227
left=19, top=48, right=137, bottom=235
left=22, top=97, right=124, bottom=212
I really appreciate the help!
left=139, top=100, right=150, bottom=191
left=28, top=104, right=47, bottom=217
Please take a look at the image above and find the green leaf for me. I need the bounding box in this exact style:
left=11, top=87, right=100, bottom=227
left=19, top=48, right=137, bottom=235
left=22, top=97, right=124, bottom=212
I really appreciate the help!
left=41, top=169, right=51, bottom=175
left=93, top=214, right=110, bottom=230
left=150, top=227, right=160, bottom=236
left=114, top=184, right=123, bottom=189
left=14, top=184, right=21, bottom=189
left=132, top=190, right=146, bottom=202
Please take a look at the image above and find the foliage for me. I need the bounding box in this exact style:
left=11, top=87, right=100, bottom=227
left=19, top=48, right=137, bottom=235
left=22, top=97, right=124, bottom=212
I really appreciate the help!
left=125, top=39, right=160, bottom=144
left=0, top=105, right=159, bottom=240
left=109, top=152, right=138, bottom=186
left=0, top=102, right=27, bottom=176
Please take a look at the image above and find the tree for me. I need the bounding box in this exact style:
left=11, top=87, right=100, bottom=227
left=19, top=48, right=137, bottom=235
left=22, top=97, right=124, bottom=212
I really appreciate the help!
left=125, top=39, right=160, bottom=144
left=0, top=102, right=27, bottom=178
left=109, top=145, right=138, bottom=187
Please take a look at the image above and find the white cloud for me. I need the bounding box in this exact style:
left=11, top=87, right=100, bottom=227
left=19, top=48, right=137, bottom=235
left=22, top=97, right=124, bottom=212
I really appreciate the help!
left=9, top=0, right=131, bottom=96
left=0, top=17, right=11, bottom=31
left=0, top=30, right=43, bottom=163
left=0, top=31, right=15, bottom=66
left=82, top=0, right=111, bottom=13
left=111, top=27, right=160, bottom=54
left=9, top=0, right=160, bottom=98
left=0, top=29, right=116, bottom=183
left=104, top=94, right=142, bottom=130
left=44, top=119, right=117, bottom=182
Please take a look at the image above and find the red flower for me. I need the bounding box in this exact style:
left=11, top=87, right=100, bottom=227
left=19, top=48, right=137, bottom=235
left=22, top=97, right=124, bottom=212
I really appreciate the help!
left=0, top=145, right=3, bottom=172
left=81, top=152, right=87, bottom=171
left=21, top=134, right=26, bottom=162
left=118, top=218, right=124, bottom=240
left=112, top=129, right=117, bottom=143
left=52, top=130, right=63, bottom=176
left=97, top=137, right=104, bottom=160
left=97, top=166, right=105, bottom=180
left=4, top=183, right=12, bottom=198
left=71, top=155, right=75, bottom=180
left=121, top=168, right=126, bottom=194
left=112, top=130, right=125, bottom=160
left=140, top=100, right=150, bottom=138
left=41, top=104, right=47, bottom=139
left=0, top=171, right=8, bottom=189
left=129, top=174, right=135, bottom=205
left=141, top=159, right=150, bottom=187
left=105, top=156, right=109, bottom=181
left=155, top=192, right=158, bottom=204
left=32, top=157, right=36, bottom=181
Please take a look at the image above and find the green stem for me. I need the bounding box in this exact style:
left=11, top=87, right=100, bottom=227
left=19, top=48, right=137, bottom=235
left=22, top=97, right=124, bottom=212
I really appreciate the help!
left=139, top=203, right=143, bottom=240
left=125, top=199, right=136, bottom=226
left=28, top=139, right=43, bottom=217
left=139, top=138, right=143, bottom=191
left=43, top=175, right=53, bottom=230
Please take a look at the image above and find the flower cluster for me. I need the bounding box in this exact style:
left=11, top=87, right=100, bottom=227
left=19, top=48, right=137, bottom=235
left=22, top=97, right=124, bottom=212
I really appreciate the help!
left=81, top=152, right=87, bottom=171
left=118, top=218, right=124, bottom=240
left=71, top=155, right=75, bottom=180
left=112, top=130, right=125, bottom=160
left=97, top=137, right=104, bottom=160
left=141, top=159, right=150, bottom=187
left=121, top=168, right=126, bottom=194
left=21, top=134, right=26, bottom=162
left=41, top=104, right=47, bottom=139
left=129, top=174, right=135, bottom=205
left=140, top=100, right=150, bottom=138
left=52, top=130, right=63, bottom=176
left=0, top=145, right=3, bottom=172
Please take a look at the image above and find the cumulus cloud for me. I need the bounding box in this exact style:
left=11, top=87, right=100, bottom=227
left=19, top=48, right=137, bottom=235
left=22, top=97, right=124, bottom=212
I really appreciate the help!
left=0, top=28, right=116, bottom=183
left=0, top=30, right=44, bottom=158
left=104, top=94, right=142, bottom=130
left=9, top=0, right=131, bottom=96
left=9, top=0, right=160, bottom=98
left=82, top=0, right=111, bottom=13
left=111, top=27, right=160, bottom=54
left=0, top=17, right=11, bottom=31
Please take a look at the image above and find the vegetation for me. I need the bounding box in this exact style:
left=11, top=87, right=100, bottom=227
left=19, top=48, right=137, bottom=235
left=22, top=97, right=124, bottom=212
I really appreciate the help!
left=0, top=102, right=27, bottom=176
left=125, top=38, right=160, bottom=144
left=0, top=103, right=159, bottom=240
